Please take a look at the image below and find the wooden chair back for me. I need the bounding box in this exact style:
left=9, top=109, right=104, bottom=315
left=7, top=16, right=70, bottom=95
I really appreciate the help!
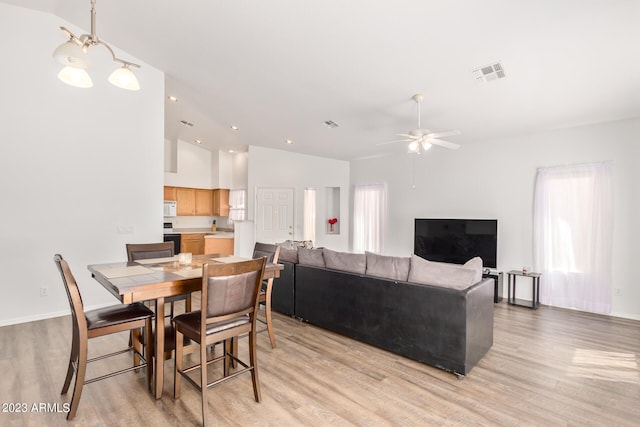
left=54, top=254, right=87, bottom=334
left=252, top=242, right=281, bottom=264
left=126, top=242, right=175, bottom=262
left=201, top=258, right=267, bottom=332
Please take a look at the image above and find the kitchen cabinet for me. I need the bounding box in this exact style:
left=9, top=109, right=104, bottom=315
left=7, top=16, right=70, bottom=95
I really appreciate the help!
left=205, top=237, right=234, bottom=256
left=164, top=186, right=177, bottom=201
left=176, top=187, right=196, bottom=216
left=213, top=189, right=230, bottom=216
left=180, top=233, right=205, bottom=255
left=195, top=189, right=213, bottom=216
left=175, top=187, right=213, bottom=216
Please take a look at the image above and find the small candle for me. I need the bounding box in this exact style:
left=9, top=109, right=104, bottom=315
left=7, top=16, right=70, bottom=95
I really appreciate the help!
left=179, top=252, right=192, bottom=265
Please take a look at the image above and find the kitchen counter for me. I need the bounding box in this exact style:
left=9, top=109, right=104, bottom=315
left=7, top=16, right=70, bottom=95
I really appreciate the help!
left=204, top=232, right=234, bottom=239
left=171, top=227, right=234, bottom=238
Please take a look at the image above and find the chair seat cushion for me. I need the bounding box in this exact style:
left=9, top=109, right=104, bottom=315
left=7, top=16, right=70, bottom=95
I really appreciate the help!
left=85, top=302, right=153, bottom=330
left=173, top=311, right=250, bottom=337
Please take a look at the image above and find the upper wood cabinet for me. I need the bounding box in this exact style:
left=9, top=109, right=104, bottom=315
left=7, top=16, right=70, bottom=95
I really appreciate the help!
left=164, top=186, right=177, bottom=201
left=194, top=189, right=213, bottom=216
left=165, top=186, right=228, bottom=216
left=176, top=187, right=196, bottom=216
left=212, top=189, right=230, bottom=216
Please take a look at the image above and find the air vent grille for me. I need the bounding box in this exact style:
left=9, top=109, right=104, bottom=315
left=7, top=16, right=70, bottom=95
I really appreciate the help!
left=323, top=120, right=339, bottom=128
left=472, top=62, right=506, bottom=83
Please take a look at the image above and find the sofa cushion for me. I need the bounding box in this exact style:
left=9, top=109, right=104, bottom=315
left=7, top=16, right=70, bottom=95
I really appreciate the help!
left=323, top=249, right=366, bottom=275
left=279, top=247, right=299, bottom=263
left=277, top=240, right=314, bottom=263
left=408, top=255, right=478, bottom=290
left=365, top=251, right=410, bottom=281
left=298, top=248, right=325, bottom=267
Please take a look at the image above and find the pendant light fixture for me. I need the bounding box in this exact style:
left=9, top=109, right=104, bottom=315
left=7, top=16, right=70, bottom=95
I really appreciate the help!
left=52, top=0, right=140, bottom=90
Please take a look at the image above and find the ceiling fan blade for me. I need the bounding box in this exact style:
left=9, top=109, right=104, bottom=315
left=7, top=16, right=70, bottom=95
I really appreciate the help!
left=429, top=138, right=461, bottom=150
left=428, top=130, right=461, bottom=138
left=376, top=139, right=411, bottom=146
left=396, top=133, right=417, bottom=138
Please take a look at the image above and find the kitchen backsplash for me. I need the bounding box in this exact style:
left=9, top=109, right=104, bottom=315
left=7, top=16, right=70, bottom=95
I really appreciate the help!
left=165, top=216, right=233, bottom=229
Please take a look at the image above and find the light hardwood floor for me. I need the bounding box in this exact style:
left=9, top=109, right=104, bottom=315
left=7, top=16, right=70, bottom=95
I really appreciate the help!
left=1, top=300, right=639, bottom=426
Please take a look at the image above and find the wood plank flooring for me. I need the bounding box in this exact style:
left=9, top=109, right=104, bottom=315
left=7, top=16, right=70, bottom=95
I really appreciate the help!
left=1, top=301, right=639, bottom=426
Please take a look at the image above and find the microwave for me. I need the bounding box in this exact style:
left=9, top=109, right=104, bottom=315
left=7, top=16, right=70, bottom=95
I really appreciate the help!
left=163, top=201, right=177, bottom=217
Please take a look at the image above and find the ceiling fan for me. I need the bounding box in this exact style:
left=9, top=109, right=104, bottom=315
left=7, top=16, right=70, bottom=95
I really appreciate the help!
left=379, top=94, right=461, bottom=154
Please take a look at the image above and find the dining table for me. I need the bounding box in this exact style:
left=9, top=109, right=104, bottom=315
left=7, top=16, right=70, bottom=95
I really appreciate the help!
left=87, top=253, right=283, bottom=399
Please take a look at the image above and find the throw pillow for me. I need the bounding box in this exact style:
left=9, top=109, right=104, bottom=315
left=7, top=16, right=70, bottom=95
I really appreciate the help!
left=463, top=256, right=483, bottom=284
left=298, top=247, right=325, bottom=267
left=365, top=251, right=410, bottom=281
left=407, top=255, right=477, bottom=290
left=323, top=249, right=366, bottom=275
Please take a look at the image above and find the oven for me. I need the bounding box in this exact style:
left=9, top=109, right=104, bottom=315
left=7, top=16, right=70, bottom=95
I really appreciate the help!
left=163, top=222, right=181, bottom=254
left=163, top=233, right=181, bottom=254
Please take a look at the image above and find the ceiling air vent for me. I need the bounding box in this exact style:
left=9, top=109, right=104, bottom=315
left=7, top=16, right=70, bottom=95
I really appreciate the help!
left=472, top=62, right=506, bottom=83
left=323, top=120, right=339, bottom=128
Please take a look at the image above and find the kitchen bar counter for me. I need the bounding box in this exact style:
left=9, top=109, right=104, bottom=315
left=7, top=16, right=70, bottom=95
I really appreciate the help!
left=171, top=227, right=233, bottom=237
left=204, top=232, right=234, bottom=239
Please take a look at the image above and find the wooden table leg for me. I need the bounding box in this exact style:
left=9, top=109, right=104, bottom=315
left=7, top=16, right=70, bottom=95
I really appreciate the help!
left=154, top=297, right=165, bottom=399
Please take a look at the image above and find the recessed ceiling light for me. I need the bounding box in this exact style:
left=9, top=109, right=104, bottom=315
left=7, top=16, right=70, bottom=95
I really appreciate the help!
left=167, top=95, right=178, bottom=102
left=285, top=139, right=293, bottom=144
left=228, top=150, right=235, bottom=153
left=230, top=125, right=239, bottom=131
left=195, top=139, right=202, bottom=144
left=179, top=120, right=194, bottom=127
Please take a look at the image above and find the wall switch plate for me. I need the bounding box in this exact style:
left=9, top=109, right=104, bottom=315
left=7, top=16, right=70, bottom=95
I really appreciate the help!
left=40, top=287, right=48, bottom=297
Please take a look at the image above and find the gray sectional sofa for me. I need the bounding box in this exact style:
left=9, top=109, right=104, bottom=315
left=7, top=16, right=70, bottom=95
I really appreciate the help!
left=272, top=245, right=494, bottom=377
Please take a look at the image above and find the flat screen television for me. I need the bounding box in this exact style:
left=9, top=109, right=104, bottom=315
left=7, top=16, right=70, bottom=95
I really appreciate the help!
left=414, top=219, right=498, bottom=268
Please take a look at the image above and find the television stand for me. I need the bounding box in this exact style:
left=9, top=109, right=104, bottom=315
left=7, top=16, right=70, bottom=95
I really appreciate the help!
left=482, top=271, right=503, bottom=303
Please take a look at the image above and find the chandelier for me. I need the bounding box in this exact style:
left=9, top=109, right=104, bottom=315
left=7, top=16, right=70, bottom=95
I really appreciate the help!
left=52, top=0, right=140, bottom=90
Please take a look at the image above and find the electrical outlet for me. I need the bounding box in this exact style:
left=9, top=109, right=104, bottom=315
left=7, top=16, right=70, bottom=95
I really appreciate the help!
left=117, top=225, right=135, bottom=234
left=40, top=287, right=48, bottom=297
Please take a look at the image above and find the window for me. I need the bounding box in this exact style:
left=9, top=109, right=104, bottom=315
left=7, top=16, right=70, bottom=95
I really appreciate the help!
left=303, top=188, right=316, bottom=242
left=228, top=189, right=246, bottom=222
left=533, top=162, right=613, bottom=314
left=353, top=183, right=387, bottom=253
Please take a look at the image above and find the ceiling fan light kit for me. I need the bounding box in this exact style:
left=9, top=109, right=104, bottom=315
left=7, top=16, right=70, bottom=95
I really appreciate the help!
left=379, top=93, right=461, bottom=154
left=52, top=0, right=141, bottom=90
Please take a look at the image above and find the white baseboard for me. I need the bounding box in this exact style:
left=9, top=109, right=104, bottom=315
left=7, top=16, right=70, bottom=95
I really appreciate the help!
left=0, top=301, right=121, bottom=327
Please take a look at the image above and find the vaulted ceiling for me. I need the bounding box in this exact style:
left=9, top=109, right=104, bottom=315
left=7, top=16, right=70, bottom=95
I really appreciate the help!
left=8, top=0, right=640, bottom=159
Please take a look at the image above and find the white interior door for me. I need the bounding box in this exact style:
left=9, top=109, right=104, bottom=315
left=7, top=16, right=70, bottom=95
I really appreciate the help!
left=255, top=188, right=294, bottom=243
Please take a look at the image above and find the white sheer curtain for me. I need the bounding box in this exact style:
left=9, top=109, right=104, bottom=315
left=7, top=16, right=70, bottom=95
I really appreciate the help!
left=228, top=189, right=246, bottom=222
left=353, top=183, right=387, bottom=253
left=533, top=162, right=613, bottom=314
left=303, top=188, right=316, bottom=242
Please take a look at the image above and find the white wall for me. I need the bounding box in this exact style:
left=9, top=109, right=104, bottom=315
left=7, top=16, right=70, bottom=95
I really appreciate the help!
left=0, top=4, right=165, bottom=325
left=247, top=146, right=350, bottom=250
left=214, top=150, right=233, bottom=189
left=231, top=152, right=249, bottom=189
left=164, top=139, right=212, bottom=188
left=350, top=117, right=640, bottom=320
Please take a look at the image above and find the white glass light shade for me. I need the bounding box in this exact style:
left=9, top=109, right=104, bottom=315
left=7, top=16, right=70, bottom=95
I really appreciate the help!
left=57, top=66, right=93, bottom=88
left=52, top=40, right=90, bottom=69
left=421, top=141, right=432, bottom=151
left=408, top=141, right=420, bottom=153
left=108, top=65, right=140, bottom=91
